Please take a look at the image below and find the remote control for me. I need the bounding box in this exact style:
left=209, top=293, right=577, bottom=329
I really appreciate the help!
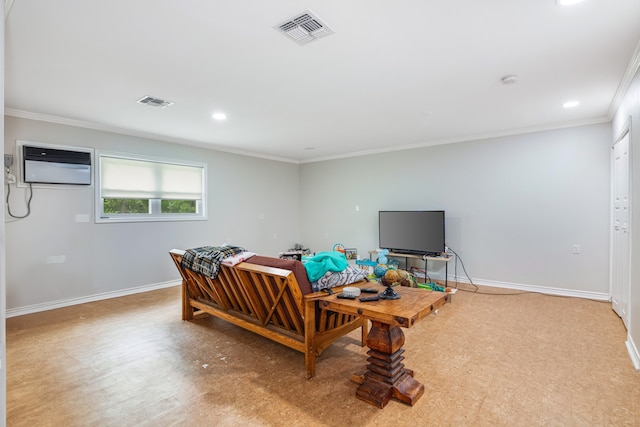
left=360, top=288, right=379, bottom=293
left=359, top=296, right=380, bottom=302
left=337, top=294, right=357, bottom=299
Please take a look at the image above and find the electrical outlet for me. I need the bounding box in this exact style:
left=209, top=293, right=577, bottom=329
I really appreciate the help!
left=4, top=154, right=13, bottom=168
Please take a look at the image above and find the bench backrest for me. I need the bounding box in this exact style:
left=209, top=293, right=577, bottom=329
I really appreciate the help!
left=171, top=251, right=307, bottom=336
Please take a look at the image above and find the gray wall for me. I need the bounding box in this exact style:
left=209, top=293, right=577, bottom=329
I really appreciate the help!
left=612, top=66, right=640, bottom=367
left=300, top=123, right=612, bottom=296
left=4, top=117, right=614, bottom=307
left=1, top=2, right=6, bottom=419
left=4, top=116, right=301, bottom=312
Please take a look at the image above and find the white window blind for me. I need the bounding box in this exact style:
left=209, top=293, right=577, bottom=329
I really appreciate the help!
left=99, top=155, right=203, bottom=200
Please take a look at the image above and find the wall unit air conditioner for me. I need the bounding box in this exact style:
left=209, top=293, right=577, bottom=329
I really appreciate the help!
left=23, top=145, right=92, bottom=185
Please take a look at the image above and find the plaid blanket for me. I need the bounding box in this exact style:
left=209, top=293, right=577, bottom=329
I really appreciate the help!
left=180, top=245, right=245, bottom=278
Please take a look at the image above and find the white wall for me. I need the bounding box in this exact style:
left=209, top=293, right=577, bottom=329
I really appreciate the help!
left=612, top=65, right=640, bottom=368
left=3, top=116, right=301, bottom=312
left=1, top=1, right=7, bottom=419
left=4, top=118, right=614, bottom=306
left=300, top=123, right=612, bottom=297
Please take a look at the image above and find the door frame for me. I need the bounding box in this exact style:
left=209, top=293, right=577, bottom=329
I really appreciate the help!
left=610, top=117, right=632, bottom=328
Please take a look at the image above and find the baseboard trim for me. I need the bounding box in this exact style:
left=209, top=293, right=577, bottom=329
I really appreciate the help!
left=626, top=337, right=640, bottom=371
left=448, top=275, right=610, bottom=301
left=6, top=280, right=181, bottom=318
left=4, top=274, right=611, bottom=317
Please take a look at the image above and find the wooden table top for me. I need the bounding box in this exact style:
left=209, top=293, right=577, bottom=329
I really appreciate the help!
left=317, top=283, right=449, bottom=328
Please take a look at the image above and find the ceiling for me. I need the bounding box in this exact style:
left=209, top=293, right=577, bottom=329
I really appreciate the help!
left=5, top=1, right=640, bottom=163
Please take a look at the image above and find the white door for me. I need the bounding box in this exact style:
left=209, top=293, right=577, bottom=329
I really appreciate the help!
left=612, top=131, right=630, bottom=328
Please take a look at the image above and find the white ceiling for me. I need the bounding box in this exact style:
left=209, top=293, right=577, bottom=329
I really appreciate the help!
left=5, top=1, right=640, bottom=163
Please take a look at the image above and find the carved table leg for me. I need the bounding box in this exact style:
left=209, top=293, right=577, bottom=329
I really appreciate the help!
left=355, top=320, right=424, bottom=408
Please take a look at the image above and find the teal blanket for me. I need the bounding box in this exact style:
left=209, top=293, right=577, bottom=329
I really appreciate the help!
left=304, top=251, right=349, bottom=282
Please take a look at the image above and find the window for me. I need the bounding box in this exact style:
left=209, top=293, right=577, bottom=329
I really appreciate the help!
left=96, top=152, right=206, bottom=222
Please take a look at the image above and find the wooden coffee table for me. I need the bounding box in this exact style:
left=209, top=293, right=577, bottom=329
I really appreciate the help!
left=319, top=284, right=449, bottom=408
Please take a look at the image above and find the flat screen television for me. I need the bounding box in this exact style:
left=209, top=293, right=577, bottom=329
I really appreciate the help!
left=378, top=210, right=445, bottom=256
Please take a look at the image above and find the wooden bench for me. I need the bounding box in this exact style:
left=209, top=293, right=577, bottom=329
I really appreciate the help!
left=170, top=250, right=368, bottom=378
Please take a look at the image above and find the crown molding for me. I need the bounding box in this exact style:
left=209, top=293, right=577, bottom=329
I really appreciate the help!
left=301, top=116, right=610, bottom=164
left=5, top=108, right=610, bottom=165
left=4, top=108, right=301, bottom=164
left=608, top=38, right=640, bottom=119
left=4, top=108, right=611, bottom=164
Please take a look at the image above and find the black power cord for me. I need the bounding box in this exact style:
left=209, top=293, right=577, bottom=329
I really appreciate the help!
left=448, top=247, right=477, bottom=291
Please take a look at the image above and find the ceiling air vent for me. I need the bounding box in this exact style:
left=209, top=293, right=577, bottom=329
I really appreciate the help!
left=275, top=10, right=334, bottom=45
left=136, top=95, right=173, bottom=108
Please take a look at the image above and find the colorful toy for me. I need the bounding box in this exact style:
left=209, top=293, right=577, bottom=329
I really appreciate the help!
left=377, top=248, right=389, bottom=265
left=373, top=265, right=387, bottom=278
left=378, top=268, right=419, bottom=287
left=332, top=243, right=345, bottom=254
left=417, top=282, right=446, bottom=292
left=355, top=259, right=377, bottom=267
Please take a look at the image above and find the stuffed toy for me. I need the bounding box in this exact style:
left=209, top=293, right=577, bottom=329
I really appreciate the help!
left=381, top=268, right=418, bottom=287
left=377, top=249, right=389, bottom=265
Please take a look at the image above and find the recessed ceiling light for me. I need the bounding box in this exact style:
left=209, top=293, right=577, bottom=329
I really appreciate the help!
left=212, top=112, right=227, bottom=121
left=563, top=100, right=580, bottom=108
left=304, top=146, right=315, bottom=150
left=556, top=0, right=584, bottom=6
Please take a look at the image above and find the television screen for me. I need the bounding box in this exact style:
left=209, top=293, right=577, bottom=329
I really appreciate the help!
left=378, top=210, right=445, bottom=256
